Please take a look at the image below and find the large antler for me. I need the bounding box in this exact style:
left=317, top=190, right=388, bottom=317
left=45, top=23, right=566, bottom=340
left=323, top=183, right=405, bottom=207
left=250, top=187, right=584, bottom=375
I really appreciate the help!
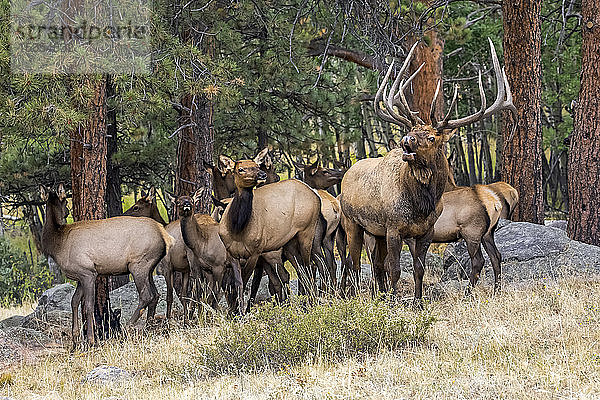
left=432, top=38, right=517, bottom=131
left=373, top=42, right=422, bottom=129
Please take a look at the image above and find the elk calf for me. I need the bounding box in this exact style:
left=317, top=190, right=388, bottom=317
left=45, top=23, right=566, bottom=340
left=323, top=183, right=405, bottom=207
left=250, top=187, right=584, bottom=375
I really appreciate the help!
left=40, top=184, right=173, bottom=347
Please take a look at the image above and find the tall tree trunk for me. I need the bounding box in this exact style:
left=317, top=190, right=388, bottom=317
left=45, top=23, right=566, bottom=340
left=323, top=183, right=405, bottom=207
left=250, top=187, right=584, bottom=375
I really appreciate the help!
left=408, top=29, right=444, bottom=123
left=105, top=75, right=129, bottom=290
left=567, top=1, right=600, bottom=245
left=70, top=76, right=116, bottom=340
left=502, top=0, right=544, bottom=223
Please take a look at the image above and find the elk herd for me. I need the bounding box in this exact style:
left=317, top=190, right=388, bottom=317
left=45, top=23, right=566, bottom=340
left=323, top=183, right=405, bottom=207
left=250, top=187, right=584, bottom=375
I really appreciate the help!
left=39, top=39, right=519, bottom=347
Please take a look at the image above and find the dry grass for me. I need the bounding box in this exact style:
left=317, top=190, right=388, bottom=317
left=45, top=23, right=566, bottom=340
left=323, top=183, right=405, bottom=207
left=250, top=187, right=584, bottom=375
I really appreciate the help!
left=2, top=278, right=600, bottom=399
left=0, top=302, right=35, bottom=321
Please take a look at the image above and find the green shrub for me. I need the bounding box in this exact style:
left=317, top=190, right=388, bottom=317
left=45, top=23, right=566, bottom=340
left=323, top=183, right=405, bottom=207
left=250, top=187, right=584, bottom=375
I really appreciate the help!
left=0, top=237, right=53, bottom=307
left=197, top=297, right=435, bottom=374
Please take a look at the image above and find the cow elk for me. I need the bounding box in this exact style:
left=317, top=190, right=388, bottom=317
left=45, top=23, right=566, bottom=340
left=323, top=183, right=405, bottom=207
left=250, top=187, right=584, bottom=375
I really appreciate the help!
left=254, top=147, right=280, bottom=185
left=297, top=160, right=345, bottom=290
left=486, top=182, right=519, bottom=220
left=122, top=188, right=167, bottom=225
left=177, top=191, right=230, bottom=311
left=218, top=158, right=323, bottom=312
left=340, top=38, right=516, bottom=303
left=40, top=184, right=173, bottom=347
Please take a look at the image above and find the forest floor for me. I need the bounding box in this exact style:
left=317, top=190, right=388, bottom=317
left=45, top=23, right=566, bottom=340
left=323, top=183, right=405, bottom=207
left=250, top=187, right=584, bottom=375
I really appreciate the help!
left=1, top=277, right=600, bottom=399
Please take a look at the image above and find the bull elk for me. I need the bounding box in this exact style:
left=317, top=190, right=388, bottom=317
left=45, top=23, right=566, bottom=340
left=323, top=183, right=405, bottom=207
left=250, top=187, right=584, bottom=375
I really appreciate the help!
left=340, top=38, right=516, bottom=302
left=218, top=158, right=324, bottom=312
left=40, top=184, right=173, bottom=346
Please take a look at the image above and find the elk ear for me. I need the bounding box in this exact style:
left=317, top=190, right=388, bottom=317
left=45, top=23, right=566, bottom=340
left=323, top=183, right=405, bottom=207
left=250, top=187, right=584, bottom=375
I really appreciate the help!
left=219, top=155, right=236, bottom=173
left=57, top=184, right=67, bottom=201
left=147, top=187, right=156, bottom=203
left=388, top=139, right=399, bottom=150
left=192, top=187, right=207, bottom=203
left=203, top=159, right=215, bottom=172
left=40, top=186, right=49, bottom=202
left=211, top=195, right=227, bottom=209
left=443, top=129, right=458, bottom=142
left=253, top=147, right=269, bottom=165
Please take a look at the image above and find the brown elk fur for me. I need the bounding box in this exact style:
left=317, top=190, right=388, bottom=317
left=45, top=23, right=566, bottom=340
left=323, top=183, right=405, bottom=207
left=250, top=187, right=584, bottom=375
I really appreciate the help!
left=254, top=147, right=280, bottom=186
left=486, top=181, right=519, bottom=220
left=206, top=156, right=237, bottom=200
left=219, top=159, right=322, bottom=311
left=122, top=188, right=167, bottom=225
left=40, top=184, right=173, bottom=347
left=177, top=194, right=228, bottom=310
left=297, top=161, right=345, bottom=290
left=341, top=128, right=451, bottom=299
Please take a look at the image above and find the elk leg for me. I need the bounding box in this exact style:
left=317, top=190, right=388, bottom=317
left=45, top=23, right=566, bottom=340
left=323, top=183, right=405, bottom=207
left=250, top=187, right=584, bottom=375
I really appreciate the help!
left=80, top=274, right=97, bottom=346
left=181, top=270, right=190, bottom=323
left=482, top=232, right=502, bottom=293
left=373, top=236, right=388, bottom=294
left=71, top=282, right=84, bottom=349
left=231, top=259, right=244, bottom=315
left=247, top=258, right=264, bottom=313
left=164, top=266, right=174, bottom=320
left=346, top=220, right=364, bottom=297
left=263, top=257, right=285, bottom=303
left=410, top=233, right=432, bottom=304
left=323, top=232, right=337, bottom=292
left=335, top=225, right=350, bottom=293
left=466, top=241, right=485, bottom=289
left=129, top=266, right=157, bottom=325
left=146, top=270, right=159, bottom=321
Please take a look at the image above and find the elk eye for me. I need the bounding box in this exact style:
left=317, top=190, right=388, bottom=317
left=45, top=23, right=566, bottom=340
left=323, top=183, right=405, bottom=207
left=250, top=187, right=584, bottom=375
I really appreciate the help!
left=238, top=168, right=244, bottom=172
left=428, top=137, right=435, bottom=143
left=133, top=206, right=139, bottom=211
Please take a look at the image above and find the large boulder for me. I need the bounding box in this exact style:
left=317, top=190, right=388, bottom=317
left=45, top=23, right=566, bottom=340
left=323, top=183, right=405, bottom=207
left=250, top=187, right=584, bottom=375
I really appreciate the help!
left=3, top=275, right=183, bottom=335
left=442, top=220, right=600, bottom=285
left=110, top=275, right=182, bottom=323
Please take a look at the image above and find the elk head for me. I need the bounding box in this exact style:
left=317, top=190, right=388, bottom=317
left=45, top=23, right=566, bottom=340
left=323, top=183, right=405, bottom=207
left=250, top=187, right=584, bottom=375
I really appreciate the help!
left=302, top=160, right=345, bottom=190
left=177, top=196, right=194, bottom=217
left=40, top=183, right=69, bottom=225
left=375, top=38, right=517, bottom=164
left=124, top=188, right=155, bottom=216
left=231, top=159, right=267, bottom=190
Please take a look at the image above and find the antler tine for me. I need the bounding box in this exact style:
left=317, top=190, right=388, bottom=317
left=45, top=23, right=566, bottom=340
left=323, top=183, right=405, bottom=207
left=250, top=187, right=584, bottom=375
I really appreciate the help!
left=398, top=78, right=425, bottom=125
left=373, top=41, right=422, bottom=129
left=430, top=80, right=441, bottom=127
left=501, top=67, right=518, bottom=123
left=481, top=38, right=506, bottom=120
left=374, top=61, right=412, bottom=128
left=440, top=83, right=459, bottom=126
left=396, top=62, right=426, bottom=125
left=437, top=69, right=486, bottom=130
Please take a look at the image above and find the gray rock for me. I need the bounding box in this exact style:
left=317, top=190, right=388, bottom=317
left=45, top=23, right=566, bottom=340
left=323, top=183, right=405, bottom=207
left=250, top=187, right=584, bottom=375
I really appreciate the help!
left=83, top=365, right=130, bottom=385
left=0, top=315, right=25, bottom=329
left=2, top=326, right=51, bottom=347
left=37, top=283, right=75, bottom=313
left=443, top=221, right=600, bottom=286
left=545, top=219, right=567, bottom=230
left=110, top=275, right=182, bottom=323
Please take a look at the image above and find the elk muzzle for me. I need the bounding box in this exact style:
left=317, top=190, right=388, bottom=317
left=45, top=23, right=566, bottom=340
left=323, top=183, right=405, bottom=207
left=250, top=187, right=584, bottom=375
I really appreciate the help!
left=256, top=170, right=268, bottom=184
left=401, top=135, right=417, bottom=161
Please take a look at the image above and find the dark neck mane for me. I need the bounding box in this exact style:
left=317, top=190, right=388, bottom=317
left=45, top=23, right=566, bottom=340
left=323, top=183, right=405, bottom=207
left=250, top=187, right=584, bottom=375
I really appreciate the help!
left=180, top=213, right=209, bottom=251
left=227, top=187, right=253, bottom=234
left=405, top=151, right=448, bottom=220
